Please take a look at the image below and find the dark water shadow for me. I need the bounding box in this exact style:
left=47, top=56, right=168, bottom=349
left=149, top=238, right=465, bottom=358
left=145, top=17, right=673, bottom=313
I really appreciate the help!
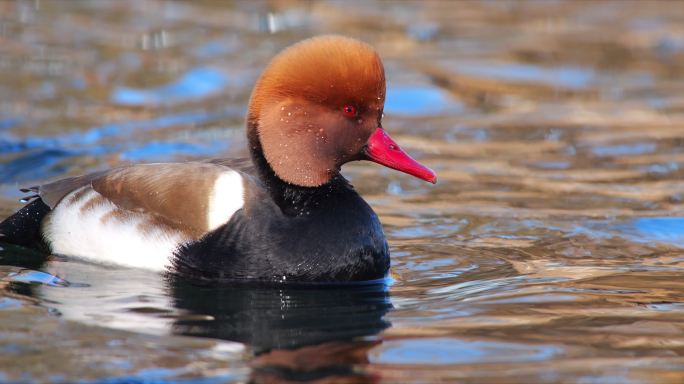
left=168, top=279, right=392, bottom=354
left=0, top=242, right=48, bottom=271
left=169, top=279, right=392, bottom=383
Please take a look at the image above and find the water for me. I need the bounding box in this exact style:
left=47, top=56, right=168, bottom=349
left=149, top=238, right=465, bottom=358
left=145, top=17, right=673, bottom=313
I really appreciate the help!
left=1, top=1, right=684, bottom=382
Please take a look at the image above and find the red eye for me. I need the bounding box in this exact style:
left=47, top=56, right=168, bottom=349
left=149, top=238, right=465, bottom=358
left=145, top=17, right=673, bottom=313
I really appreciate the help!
left=342, top=104, right=357, bottom=117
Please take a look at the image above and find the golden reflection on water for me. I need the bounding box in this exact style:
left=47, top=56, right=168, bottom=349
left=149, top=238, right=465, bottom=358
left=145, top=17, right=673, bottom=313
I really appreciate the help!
left=1, top=0, right=684, bottom=383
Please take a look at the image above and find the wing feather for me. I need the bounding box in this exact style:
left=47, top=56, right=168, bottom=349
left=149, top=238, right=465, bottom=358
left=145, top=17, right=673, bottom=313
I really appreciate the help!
left=34, top=160, right=248, bottom=238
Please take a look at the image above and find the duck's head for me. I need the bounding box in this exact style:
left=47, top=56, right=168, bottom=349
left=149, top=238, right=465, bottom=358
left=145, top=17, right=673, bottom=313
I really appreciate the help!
left=247, top=35, right=436, bottom=187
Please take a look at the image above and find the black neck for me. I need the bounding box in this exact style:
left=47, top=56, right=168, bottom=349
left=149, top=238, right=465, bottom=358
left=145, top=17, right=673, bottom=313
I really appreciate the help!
left=248, top=123, right=348, bottom=217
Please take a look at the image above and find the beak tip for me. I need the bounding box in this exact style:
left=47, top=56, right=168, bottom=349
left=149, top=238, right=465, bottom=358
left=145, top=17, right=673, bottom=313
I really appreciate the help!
left=426, top=171, right=437, bottom=184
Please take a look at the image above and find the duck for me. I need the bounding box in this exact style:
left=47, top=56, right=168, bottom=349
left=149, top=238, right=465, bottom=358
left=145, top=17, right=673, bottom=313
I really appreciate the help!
left=0, top=35, right=436, bottom=284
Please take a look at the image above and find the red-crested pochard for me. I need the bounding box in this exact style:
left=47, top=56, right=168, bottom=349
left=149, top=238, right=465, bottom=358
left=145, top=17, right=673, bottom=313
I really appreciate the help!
left=0, top=35, right=436, bottom=284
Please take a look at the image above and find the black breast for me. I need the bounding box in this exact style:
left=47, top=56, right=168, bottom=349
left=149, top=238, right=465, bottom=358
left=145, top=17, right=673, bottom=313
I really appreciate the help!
left=170, top=177, right=390, bottom=284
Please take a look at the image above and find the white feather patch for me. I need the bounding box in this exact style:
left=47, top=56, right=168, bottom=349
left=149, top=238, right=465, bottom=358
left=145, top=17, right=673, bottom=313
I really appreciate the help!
left=206, top=171, right=245, bottom=230
left=43, top=187, right=190, bottom=271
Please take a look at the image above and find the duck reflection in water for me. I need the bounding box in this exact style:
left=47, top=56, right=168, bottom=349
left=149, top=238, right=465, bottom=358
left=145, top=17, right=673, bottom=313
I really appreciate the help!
left=169, top=277, right=392, bottom=383
left=0, top=248, right=392, bottom=383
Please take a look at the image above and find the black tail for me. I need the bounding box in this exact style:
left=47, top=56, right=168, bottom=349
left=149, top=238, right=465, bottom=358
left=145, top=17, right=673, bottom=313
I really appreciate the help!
left=0, top=198, right=51, bottom=251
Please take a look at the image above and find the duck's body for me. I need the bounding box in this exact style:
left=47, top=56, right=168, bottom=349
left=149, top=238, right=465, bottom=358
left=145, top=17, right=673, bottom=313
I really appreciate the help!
left=0, top=36, right=435, bottom=284
left=8, top=158, right=387, bottom=283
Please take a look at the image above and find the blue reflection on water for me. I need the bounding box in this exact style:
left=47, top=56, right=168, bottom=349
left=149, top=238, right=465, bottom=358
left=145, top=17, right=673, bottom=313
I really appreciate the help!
left=88, top=369, right=239, bottom=384
left=638, top=162, right=680, bottom=174
left=0, top=297, right=23, bottom=310
left=374, top=338, right=561, bottom=365
left=592, top=142, right=656, bottom=156
left=0, top=118, right=22, bottom=131
left=193, top=39, right=239, bottom=59
left=0, top=109, right=239, bottom=184
left=121, top=140, right=229, bottom=162
left=0, top=109, right=238, bottom=154
left=531, top=161, right=572, bottom=170
left=0, top=149, right=77, bottom=184
left=451, top=61, right=595, bottom=89
left=574, top=217, right=684, bottom=249
left=632, top=217, right=684, bottom=246
left=385, top=86, right=463, bottom=116
left=4, top=269, right=68, bottom=287
left=111, top=67, right=229, bottom=106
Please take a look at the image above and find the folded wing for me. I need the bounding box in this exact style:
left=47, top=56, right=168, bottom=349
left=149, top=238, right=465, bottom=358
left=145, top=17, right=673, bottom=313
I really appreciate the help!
left=38, top=162, right=246, bottom=270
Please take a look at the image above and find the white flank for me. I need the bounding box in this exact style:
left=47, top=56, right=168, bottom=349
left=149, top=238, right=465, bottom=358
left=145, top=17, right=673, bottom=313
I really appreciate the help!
left=44, top=187, right=189, bottom=271
left=206, top=170, right=245, bottom=230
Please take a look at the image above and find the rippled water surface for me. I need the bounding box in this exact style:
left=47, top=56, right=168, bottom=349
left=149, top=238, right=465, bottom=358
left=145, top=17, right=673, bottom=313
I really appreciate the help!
left=2, top=1, right=684, bottom=383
